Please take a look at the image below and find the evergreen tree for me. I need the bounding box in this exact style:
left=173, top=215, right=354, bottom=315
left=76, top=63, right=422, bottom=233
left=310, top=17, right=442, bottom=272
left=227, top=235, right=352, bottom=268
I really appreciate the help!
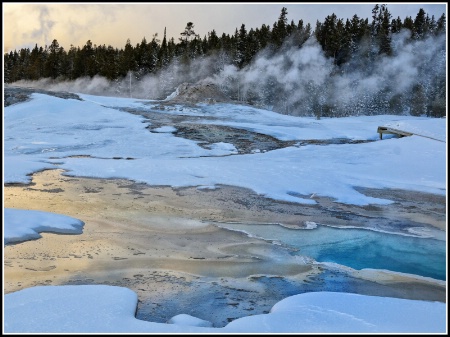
left=66, top=45, right=77, bottom=80
left=391, top=16, right=403, bottom=34
left=179, top=22, right=199, bottom=44
left=316, top=13, right=346, bottom=63
left=207, top=29, right=220, bottom=52
left=46, top=39, right=61, bottom=79
left=167, top=37, right=176, bottom=64
left=119, top=38, right=137, bottom=77
left=371, top=4, right=392, bottom=55
left=97, top=45, right=119, bottom=80
left=403, top=16, right=414, bottom=35
left=347, top=14, right=364, bottom=57
left=178, top=22, right=198, bottom=66
left=57, top=45, right=68, bottom=79
left=187, top=35, right=203, bottom=61
left=158, top=28, right=170, bottom=70
left=427, top=15, right=437, bottom=35
left=81, top=40, right=97, bottom=77
left=291, top=19, right=311, bottom=48
left=287, top=19, right=296, bottom=37
left=28, top=44, right=42, bottom=80
left=136, top=37, right=150, bottom=77
left=4, top=52, right=13, bottom=83
left=72, top=46, right=84, bottom=79
left=435, top=13, right=446, bottom=35
left=256, top=23, right=271, bottom=50
left=234, top=24, right=248, bottom=68
left=429, top=76, right=446, bottom=117
left=19, top=47, right=32, bottom=80
left=148, top=34, right=160, bottom=73
left=378, top=5, right=392, bottom=55
left=246, top=28, right=260, bottom=62
left=410, top=84, right=427, bottom=116
left=413, top=8, right=426, bottom=39
left=272, top=7, right=289, bottom=47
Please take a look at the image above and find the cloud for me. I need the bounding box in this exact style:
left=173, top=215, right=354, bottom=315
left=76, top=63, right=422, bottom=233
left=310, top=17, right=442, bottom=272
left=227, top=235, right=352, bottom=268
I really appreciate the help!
left=4, top=3, right=446, bottom=54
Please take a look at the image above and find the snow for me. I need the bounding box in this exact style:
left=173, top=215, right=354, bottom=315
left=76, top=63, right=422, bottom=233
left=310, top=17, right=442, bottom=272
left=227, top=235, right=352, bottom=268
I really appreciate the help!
left=3, top=91, right=447, bottom=333
left=152, top=125, right=177, bottom=133
left=4, top=285, right=446, bottom=333
left=4, top=208, right=84, bottom=245
left=5, top=93, right=446, bottom=205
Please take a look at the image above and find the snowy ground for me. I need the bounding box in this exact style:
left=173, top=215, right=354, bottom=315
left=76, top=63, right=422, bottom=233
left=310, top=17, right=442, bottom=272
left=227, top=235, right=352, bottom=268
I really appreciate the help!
left=3, top=88, right=447, bottom=333
left=4, top=90, right=446, bottom=205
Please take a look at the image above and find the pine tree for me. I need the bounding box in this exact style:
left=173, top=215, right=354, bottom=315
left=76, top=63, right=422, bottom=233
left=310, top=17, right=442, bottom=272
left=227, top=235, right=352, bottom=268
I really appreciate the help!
left=379, top=5, right=392, bottom=55
left=435, top=13, right=446, bottom=35
left=66, top=45, right=77, bottom=80
left=427, top=15, right=437, bottom=35
left=403, top=16, right=414, bottom=36
left=347, top=14, right=363, bottom=57
left=148, top=34, right=160, bottom=73
left=119, top=38, right=137, bottom=77
left=20, top=47, right=33, bottom=80
left=316, top=13, right=346, bottom=63
left=57, top=45, right=68, bottom=79
left=4, top=52, right=13, bottom=83
left=82, top=40, right=97, bottom=77
left=207, top=29, right=220, bottom=52
left=234, top=24, right=248, bottom=68
left=179, top=22, right=199, bottom=44
left=371, top=4, right=392, bottom=55
left=272, top=7, right=288, bottom=47
left=256, top=23, right=271, bottom=50
left=410, top=84, right=427, bottom=116
left=136, top=37, right=150, bottom=77
left=167, top=37, right=176, bottom=64
left=28, top=44, right=42, bottom=80
left=95, top=44, right=118, bottom=81
left=73, top=46, right=84, bottom=79
left=413, top=8, right=426, bottom=39
left=391, top=16, right=403, bottom=34
left=157, top=29, right=168, bottom=70
left=290, top=19, right=311, bottom=48
left=46, top=39, right=61, bottom=79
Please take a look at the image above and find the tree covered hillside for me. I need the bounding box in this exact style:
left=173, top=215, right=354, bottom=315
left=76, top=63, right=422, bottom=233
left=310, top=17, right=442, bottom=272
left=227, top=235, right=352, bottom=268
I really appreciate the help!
left=4, top=5, right=446, bottom=118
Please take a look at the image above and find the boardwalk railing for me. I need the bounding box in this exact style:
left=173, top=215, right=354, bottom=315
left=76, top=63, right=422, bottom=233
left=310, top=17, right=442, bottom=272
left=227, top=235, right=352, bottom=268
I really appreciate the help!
left=377, top=127, right=413, bottom=139
left=377, top=126, right=445, bottom=142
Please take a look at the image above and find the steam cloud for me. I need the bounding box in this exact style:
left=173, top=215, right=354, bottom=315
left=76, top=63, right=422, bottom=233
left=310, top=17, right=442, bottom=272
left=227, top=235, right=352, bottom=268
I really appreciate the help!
left=10, top=30, right=445, bottom=117
left=29, top=6, right=55, bottom=48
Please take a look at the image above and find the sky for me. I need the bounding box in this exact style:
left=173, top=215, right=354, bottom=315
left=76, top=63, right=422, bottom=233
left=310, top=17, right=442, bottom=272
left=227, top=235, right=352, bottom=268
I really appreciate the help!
left=2, top=2, right=448, bottom=54
left=3, top=91, right=447, bottom=333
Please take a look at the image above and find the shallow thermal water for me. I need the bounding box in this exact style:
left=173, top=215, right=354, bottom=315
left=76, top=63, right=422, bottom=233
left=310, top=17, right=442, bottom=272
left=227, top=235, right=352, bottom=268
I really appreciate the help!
left=217, top=223, right=446, bottom=281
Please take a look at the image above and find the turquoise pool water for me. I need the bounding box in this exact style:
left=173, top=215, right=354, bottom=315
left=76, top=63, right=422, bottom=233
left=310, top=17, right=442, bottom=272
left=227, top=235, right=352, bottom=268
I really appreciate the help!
left=218, top=223, right=446, bottom=281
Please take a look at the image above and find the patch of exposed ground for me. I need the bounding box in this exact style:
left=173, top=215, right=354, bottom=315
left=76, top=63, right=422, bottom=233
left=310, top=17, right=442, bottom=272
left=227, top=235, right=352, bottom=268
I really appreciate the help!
left=165, top=81, right=231, bottom=105
left=118, top=106, right=374, bottom=155
left=4, top=86, right=82, bottom=107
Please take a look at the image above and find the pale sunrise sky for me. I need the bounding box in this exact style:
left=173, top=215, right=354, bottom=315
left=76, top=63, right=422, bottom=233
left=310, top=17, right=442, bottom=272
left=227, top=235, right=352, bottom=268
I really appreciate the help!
left=3, top=2, right=447, bottom=54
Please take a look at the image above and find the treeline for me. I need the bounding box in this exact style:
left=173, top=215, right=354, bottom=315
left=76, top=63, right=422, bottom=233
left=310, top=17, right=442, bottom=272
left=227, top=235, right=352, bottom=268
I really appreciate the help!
left=4, top=5, right=446, bottom=118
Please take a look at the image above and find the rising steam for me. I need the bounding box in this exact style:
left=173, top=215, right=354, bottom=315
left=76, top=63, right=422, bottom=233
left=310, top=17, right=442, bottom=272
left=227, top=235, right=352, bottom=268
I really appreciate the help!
left=10, top=30, right=445, bottom=117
